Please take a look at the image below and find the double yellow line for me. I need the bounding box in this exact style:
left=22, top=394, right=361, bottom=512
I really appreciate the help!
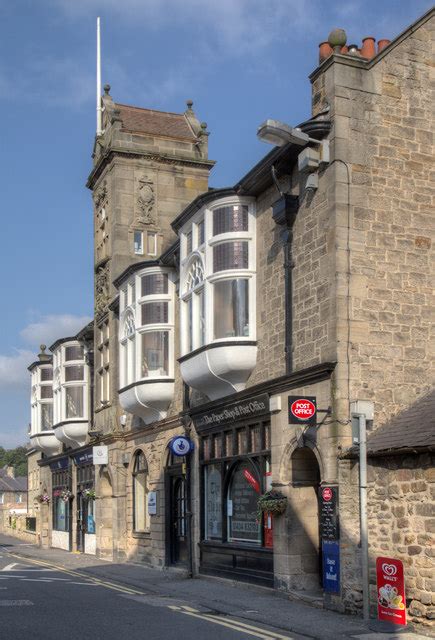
left=5, top=552, right=293, bottom=639
left=168, top=605, right=293, bottom=639
left=5, top=553, right=143, bottom=596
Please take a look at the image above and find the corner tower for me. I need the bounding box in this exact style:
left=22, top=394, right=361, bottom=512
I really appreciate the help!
left=87, top=86, right=214, bottom=436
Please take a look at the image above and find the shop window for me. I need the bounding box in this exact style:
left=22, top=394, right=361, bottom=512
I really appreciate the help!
left=133, top=451, right=148, bottom=531
left=204, top=465, right=222, bottom=540
left=227, top=462, right=261, bottom=545
left=52, top=469, right=70, bottom=532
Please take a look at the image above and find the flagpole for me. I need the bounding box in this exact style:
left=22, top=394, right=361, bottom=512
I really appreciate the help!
left=96, top=17, right=102, bottom=136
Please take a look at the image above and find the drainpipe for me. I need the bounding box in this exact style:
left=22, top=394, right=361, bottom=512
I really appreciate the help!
left=181, top=411, right=194, bottom=579
left=272, top=194, right=299, bottom=374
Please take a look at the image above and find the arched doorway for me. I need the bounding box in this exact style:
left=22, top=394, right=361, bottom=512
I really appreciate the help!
left=289, top=447, right=321, bottom=590
left=165, top=450, right=187, bottom=565
left=98, top=469, right=113, bottom=561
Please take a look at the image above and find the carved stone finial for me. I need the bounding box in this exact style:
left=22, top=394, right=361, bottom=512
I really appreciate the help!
left=104, top=83, right=111, bottom=95
left=201, top=122, right=207, bottom=130
left=40, top=344, right=46, bottom=353
left=186, top=99, right=193, bottom=110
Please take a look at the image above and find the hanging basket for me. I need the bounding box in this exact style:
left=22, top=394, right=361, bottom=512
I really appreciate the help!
left=82, top=489, right=96, bottom=501
left=257, top=490, right=287, bottom=520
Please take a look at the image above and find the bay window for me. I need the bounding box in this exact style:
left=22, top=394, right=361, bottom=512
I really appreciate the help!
left=117, top=265, right=175, bottom=424
left=50, top=339, right=90, bottom=448
left=178, top=196, right=257, bottom=400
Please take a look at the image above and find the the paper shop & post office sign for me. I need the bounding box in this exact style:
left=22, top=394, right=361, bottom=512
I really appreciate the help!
left=193, top=394, right=270, bottom=431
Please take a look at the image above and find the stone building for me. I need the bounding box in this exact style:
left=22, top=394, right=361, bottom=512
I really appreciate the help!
left=27, top=6, right=434, bottom=627
left=0, top=466, right=27, bottom=530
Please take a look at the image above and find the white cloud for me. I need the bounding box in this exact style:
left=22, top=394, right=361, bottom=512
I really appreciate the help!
left=0, top=350, right=36, bottom=391
left=0, top=314, right=92, bottom=393
left=20, top=314, right=92, bottom=348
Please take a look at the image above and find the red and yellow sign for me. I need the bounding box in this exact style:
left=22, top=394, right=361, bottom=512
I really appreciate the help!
left=376, top=557, right=406, bottom=626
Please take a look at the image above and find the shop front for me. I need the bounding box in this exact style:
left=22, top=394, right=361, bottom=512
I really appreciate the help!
left=50, top=457, right=72, bottom=551
left=74, top=449, right=96, bottom=555
left=194, top=394, right=274, bottom=587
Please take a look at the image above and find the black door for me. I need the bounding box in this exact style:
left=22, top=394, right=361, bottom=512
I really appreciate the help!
left=170, top=476, right=188, bottom=565
left=76, top=493, right=87, bottom=553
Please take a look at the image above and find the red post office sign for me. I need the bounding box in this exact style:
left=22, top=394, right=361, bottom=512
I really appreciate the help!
left=376, top=557, right=406, bottom=626
left=288, top=396, right=317, bottom=426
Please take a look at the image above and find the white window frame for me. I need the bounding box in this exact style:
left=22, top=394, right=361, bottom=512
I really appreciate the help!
left=179, top=196, right=256, bottom=357
left=119, top=267, right=175, bottom=389
left=52, top=341, right=88, bottom=425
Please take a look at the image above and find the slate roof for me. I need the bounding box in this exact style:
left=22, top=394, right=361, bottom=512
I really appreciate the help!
left=115, top=104, right=197, bottom=141
left=0, top=468, right=27, bottom=492
left=366, top=389, right=435, bottom=455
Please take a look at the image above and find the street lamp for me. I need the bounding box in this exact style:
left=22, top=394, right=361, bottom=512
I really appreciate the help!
left=257, top=119, right=329, bottom=193
left=257, top=119, right=312, bottom=147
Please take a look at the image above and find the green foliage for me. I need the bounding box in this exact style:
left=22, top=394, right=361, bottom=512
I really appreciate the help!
left=0, top=446, right=28, bottom=477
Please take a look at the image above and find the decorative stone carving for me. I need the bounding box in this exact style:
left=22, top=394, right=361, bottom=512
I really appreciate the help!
left=95, top=262, right=110, bottom=318
left=94, top=180, right=108, bottom=209
left=136, top=176, right=156, bottom=226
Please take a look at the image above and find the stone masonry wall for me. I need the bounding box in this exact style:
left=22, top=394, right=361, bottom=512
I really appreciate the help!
left=339, top=453, right=434, bottom=629
left=319, top=12, right=435, bottom=429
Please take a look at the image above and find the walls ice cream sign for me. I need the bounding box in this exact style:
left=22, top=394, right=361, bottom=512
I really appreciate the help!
left=376, top=557, right=406, bottom=626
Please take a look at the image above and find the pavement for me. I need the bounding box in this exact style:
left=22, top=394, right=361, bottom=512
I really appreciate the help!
left=0, top=533, right=431, bottom=640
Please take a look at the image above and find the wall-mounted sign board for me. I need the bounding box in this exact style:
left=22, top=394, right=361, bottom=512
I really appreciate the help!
left=288, top=396, right=317, bottom=426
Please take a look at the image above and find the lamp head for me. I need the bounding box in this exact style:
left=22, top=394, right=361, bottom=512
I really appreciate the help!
left=257, top=119, right=310, bottom=147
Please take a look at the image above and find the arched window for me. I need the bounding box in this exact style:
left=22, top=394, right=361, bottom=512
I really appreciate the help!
left=182, top=257, right=205, bottom=352
left=120, top=310, right=136, bottom=387
left=132, top=451, right=148, bottom=531
left=227, top=461, right=261, bottom=545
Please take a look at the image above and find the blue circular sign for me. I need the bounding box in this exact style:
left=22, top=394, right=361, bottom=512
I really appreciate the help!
left=169, top=436, right=193, bottom=457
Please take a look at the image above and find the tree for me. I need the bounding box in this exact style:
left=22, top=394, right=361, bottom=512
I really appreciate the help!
left=0, top=446, right=28, bottom=477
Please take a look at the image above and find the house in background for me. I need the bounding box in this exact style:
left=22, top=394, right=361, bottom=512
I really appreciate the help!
left=0, top=466, right=28, bottom=527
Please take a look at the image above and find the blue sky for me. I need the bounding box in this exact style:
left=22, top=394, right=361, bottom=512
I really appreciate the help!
left=0, top=0, right=431, bottom=448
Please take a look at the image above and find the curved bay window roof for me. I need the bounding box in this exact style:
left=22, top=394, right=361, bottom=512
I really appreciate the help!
left=28, top=352, right=59, bottom=456
left=50, top=338, right=90, bottom=448
left=117, top=264, right=175, bottom=425
left=178, top=196, right=257, bottom=400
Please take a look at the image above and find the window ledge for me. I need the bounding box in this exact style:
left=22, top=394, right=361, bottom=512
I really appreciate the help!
left=179, top=340, right=256, bottom=364
left=132, top=530, right=151, bottom=538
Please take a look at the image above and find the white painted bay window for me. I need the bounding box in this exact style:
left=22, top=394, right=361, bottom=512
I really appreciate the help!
left=51, top=340, right=90, bottom=448
left=178, top=197, right=257, bottom=400
left=28, top=356, right=59, bottom=455
left=118, top=266, right=175, bottom=424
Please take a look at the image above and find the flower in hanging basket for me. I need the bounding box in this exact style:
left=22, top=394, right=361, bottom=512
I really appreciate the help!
left=36, top=493, right=50, bottom=504
left=82, top=488, right=96, bottom=500
left=257, top=490, right=287, bottom=520
left=60, top=489, right=73, bottom=503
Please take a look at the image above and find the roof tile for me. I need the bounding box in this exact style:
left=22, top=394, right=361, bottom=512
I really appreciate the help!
left=367, top=389, right=435, bottom=454
left=115, top=104, right=196, bottom=141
